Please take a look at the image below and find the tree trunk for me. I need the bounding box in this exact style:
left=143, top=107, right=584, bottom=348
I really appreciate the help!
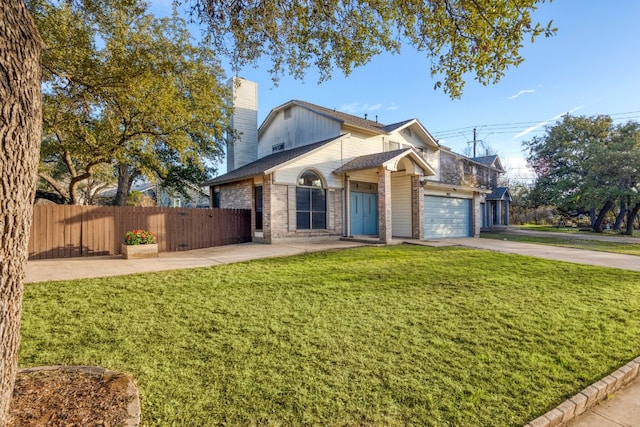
left=0, top=2, right=42, bottom=425
left=115, top=163, right=131, bottom=206
left=614, top=199, right=626, bottom=231
left=624, top=203, right=640, bottom=236
left=115, top=164, right=140, bottom=206
left=592, top=200, right=613, bottom=233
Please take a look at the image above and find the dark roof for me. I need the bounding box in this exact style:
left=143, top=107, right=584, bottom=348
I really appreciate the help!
left=203, top=136, right=342, bottom=186
left=290, top=100, right=388, bottom=134
left=383, top=119, right=415, bottom=132
left=472, top=155, right=499, bottom=167
left=333, top=149, right=409, bottom=174
left=486, top=186, right=511, bottom=201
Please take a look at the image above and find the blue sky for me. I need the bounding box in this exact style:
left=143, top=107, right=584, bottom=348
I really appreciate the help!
left=149, top=1, right=640, bottom=182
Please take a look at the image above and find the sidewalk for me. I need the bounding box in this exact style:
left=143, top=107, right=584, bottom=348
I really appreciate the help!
left=24, top=240, right=367, bottom=283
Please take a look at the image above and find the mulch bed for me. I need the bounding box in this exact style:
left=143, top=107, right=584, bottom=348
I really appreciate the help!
left=8, top=367, right=139, bottom=427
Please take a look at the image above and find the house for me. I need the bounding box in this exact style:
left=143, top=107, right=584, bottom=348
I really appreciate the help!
left=98, top=181, right=210, bottom=208
left=203, top=78, right=508, bottom=244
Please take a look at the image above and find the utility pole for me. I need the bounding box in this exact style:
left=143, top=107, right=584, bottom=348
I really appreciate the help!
left=473, top=127, right=477, bottom=158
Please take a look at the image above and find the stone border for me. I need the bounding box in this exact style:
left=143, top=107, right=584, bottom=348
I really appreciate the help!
left=18, top=365, right=141, bottom=427
left=525, top=356, right=640, bottom=427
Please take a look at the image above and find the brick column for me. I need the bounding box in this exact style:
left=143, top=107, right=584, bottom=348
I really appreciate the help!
left=411, top=175, right=424, bottom=239
left=263, top=174, right=272, bottom=242
left=378, top=166, right=392, bottom=243
left=472, top=194, right=481, bottom=237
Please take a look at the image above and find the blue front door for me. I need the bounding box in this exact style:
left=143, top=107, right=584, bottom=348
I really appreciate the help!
left=350, top=192, right=377, bottom=235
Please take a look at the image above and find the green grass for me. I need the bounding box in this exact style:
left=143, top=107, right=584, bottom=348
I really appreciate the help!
left=20, top=245, right=640, bottom=426
left=482, top=232, right=640, bottom=256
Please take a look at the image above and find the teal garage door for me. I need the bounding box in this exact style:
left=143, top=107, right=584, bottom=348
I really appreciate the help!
left=424, top=196, right=471, bottom=239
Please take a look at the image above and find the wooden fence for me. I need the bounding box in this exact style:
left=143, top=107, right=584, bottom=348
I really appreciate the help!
left=28, top=205, right=251, bottom=260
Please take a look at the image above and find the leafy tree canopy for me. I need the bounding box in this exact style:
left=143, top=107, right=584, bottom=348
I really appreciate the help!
left=186, top=0, right=556, bottom=98
left=524, top=115, right=640, bottom=233
left=29, top=0, right=232, bottom=204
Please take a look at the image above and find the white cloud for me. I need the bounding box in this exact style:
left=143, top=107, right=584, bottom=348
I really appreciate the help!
left=338, top=103, right=361, bottom=114
left=513, top=121, right=548, bottom=139
left=513, top=105, right=585, bottom=139
left=508, top=89, right=536, bottom=100
left=339, top=102, right=395, bottom=114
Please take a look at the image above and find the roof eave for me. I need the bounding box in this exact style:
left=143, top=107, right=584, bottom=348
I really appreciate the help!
left=263, top=133, right=349, bottom=175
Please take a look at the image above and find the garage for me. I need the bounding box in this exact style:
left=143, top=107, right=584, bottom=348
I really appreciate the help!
left=424, top=196, right=471, bottom=239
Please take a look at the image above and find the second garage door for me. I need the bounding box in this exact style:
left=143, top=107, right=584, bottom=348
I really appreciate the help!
left=424, top=196, right=471, bottom=239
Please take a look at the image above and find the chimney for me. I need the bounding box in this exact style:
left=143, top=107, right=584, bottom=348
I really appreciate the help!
left=227, top=77, right=258, bottom=172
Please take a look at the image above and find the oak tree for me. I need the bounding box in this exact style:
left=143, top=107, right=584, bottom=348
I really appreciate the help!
left=524, top=115, right=640, bottom=233
left=188, top=0, right=556, bottom=98
left=0, top=1, right=42, bottom=423
left=31, top=0, right=231, bottom=205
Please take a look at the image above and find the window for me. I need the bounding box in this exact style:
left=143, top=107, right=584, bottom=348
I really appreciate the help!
left=272, top=142, right=285, bottom=153
left=402, top=128, right=412, bottom=137
left=212, top=190, right=220, bottom=208
left=283, top=107, right=292, bottom=119
left=296, top=170, right=326, bottom=230
left=255, top=185, right=263, bottom=230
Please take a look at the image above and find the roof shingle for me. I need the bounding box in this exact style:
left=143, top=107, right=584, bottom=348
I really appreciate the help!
left=333, top=149, right=409, bottom=174
left=203, top=136, right=342, bottom=186
left=290, top=100, right=388, bottom=134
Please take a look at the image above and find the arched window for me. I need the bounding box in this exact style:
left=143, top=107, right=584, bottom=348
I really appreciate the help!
left=296, top=170, right=326, bottom=230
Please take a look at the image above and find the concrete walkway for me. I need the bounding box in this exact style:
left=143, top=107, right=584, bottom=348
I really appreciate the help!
left=24, top=240, right=368, bottom=283
left=23, top=236, right=640, bottom=426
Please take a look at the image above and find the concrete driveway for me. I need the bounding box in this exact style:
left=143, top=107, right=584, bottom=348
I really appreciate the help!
left=449, top=237, right=640, bottom=272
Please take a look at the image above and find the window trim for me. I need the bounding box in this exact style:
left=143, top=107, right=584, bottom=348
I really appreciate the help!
left=254, top=185, right=263, bottom=231
left=295, top=170, right=327, bottom=230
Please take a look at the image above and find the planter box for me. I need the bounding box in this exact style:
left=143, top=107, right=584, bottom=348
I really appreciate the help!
left=121, top=243, right=158, bottom=260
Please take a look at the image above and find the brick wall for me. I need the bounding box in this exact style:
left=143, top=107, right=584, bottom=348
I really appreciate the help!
left=219, top=179, right=252, bottom=210
left=267, top=181, right=344, bottom=242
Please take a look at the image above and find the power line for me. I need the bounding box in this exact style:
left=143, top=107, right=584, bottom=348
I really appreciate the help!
left=430, top=109, right=640, bottom=139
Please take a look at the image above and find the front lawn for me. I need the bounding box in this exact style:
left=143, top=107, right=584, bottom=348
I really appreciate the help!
left=482, top=232, right=640, bottom=256
left=20, top=245, right=640, bottom=426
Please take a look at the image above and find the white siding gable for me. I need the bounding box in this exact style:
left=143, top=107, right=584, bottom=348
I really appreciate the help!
left=270, top=134, right=403, bottom=188
left=258, top=105, right=342, bottom=158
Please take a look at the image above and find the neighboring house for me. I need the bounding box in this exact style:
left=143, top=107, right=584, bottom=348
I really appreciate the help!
left=99, top=182, right=210, bottom=208
left=483, top=185, right=512, bottom=228
left=204, top=78, right=508, bottom=244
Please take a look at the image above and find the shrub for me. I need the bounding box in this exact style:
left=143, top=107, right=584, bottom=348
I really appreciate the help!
left=124, top=229, right=156, bottom=245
